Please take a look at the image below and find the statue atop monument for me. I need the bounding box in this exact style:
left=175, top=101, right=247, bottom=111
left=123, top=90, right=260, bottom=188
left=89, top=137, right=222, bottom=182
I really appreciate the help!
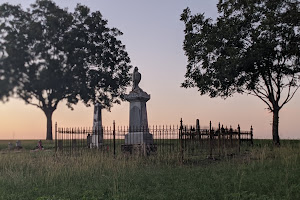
left=125, top=67, right=150, bottom=101
left=132, top=67, right=141, bottom=90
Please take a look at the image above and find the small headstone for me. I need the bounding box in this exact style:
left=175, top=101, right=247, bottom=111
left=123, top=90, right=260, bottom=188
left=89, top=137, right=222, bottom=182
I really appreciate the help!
left=15, top=140, right=22, bottom=150
left=37, top=140, right=43, bottom=150
left=8, top=142, right=13, bottom=150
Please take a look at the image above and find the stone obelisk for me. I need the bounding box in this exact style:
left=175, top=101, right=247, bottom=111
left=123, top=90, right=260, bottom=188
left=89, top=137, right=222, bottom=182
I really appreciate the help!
left=90, top=103, right=103, bottom=148
left=124, top=67, right=153, bottom=145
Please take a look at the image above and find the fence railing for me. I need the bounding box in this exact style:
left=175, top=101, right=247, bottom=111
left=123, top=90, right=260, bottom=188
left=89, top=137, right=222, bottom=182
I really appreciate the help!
left=55, top=120, right=253, bottom=162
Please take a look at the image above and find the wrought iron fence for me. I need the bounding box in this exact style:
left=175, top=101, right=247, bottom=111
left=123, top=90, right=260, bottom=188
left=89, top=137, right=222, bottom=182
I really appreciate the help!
left=55, top=120, right=253, bottom=162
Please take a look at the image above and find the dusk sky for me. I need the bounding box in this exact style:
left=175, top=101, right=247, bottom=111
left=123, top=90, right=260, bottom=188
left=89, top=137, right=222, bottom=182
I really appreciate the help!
left=0, top=0, right=299, bottom=140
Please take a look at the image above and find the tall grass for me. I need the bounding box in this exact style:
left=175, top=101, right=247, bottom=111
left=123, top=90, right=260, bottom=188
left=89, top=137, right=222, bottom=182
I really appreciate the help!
left=0, top=140, right=299, bottom=199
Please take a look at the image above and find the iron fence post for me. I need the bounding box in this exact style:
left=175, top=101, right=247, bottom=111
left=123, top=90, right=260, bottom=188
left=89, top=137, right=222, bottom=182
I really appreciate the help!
left=55, top=122, right=57, bottom=153
left=180, top=118, right=184, bottom=164
left=238, top=124, right=241, bottom=153
left=113, top=120, right=116, bottom=157
left=196, top=119, right=200, bottom=140
left=209, top=121, right=212, bottom=158
left=250, top=125, right=253, bottom=146
left=230, top=126, right=233, bottom=148
left=218, top=122, right=221, bottom=156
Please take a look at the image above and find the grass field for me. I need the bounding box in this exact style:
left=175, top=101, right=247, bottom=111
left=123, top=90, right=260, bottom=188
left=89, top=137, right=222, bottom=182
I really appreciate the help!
left=0, top=140, right=299, bottom=200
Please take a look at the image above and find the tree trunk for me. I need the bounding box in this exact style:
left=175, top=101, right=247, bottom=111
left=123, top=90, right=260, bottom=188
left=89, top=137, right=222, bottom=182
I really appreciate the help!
left=272, top=108, right=280, bottom=146
left=44, top=109, right=54, bottom=140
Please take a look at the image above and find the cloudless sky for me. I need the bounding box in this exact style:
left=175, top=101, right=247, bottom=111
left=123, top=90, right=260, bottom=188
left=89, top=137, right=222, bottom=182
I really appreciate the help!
left=0, top=0, right=299, bottom=140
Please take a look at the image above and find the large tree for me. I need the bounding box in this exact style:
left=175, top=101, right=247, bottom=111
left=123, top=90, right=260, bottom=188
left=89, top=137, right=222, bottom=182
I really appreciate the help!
left=180, top=0, right=300, bottom=145
left=0, top=0, right=132, bottom=140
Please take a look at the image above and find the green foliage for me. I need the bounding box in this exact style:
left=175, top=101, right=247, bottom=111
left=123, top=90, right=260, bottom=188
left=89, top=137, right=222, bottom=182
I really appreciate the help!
left=0, top=0, right=131, bottom=109
left=181, top=0, right=300, bottom=144
left=181, top=0, right=300, bottom=101
left=0, top=0, right=132, bottom=139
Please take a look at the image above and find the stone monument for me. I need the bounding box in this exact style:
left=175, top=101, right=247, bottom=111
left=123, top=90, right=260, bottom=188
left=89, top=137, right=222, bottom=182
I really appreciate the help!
left=89, top=103, right=103, bottom=148
left=124, top=67, right=153, bottom=145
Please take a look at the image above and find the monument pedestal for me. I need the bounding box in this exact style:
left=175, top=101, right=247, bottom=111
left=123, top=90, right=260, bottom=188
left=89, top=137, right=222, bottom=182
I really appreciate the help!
left=89, top=134, right=103, bottom=148
left=124, top=87, right=153, bottom=145
left=125, top=132, right=153, bottom=145
left=121, top=143, right=157, bottom=156
left=122, top=67, right=156, bottom=155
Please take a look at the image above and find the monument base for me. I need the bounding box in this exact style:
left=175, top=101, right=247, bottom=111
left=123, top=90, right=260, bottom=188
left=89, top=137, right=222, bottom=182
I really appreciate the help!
left=121, top=144, right=157, bottom=155
left=125, top=132, right=153, bottom=145
left=89, top=134, right=103, bottom=148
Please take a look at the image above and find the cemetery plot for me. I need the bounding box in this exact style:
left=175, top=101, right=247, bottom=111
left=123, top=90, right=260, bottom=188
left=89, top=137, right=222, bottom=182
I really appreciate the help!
left=55, top=120, right=253, bottom=163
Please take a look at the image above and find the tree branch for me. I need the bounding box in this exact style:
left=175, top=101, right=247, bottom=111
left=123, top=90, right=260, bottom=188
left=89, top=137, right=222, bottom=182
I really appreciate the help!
left=261, top=73, right=275, bottom=105
left=23, top=98, right=42, bottom=109
left=280, top=84, right=300, bottom=109
left=256, top=82, right=269, bottom=96
left=249, top=89, right=273, bottom=111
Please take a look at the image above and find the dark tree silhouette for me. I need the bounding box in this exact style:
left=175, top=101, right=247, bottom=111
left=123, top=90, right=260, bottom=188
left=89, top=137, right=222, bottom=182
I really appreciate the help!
left=181, top=0, right=300, bottom=145
left=0, top=0, right=132, bottom=140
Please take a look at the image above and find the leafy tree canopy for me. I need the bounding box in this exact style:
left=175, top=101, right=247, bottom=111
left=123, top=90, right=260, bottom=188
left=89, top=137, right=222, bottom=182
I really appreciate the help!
left=0, top=0, right=132, bottom=139
left=181, top=0, right=300, bottom=144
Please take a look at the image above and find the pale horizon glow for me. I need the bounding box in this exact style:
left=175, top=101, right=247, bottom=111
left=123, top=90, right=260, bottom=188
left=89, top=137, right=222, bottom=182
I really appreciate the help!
left=0, top=0, right=299, bottom=140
